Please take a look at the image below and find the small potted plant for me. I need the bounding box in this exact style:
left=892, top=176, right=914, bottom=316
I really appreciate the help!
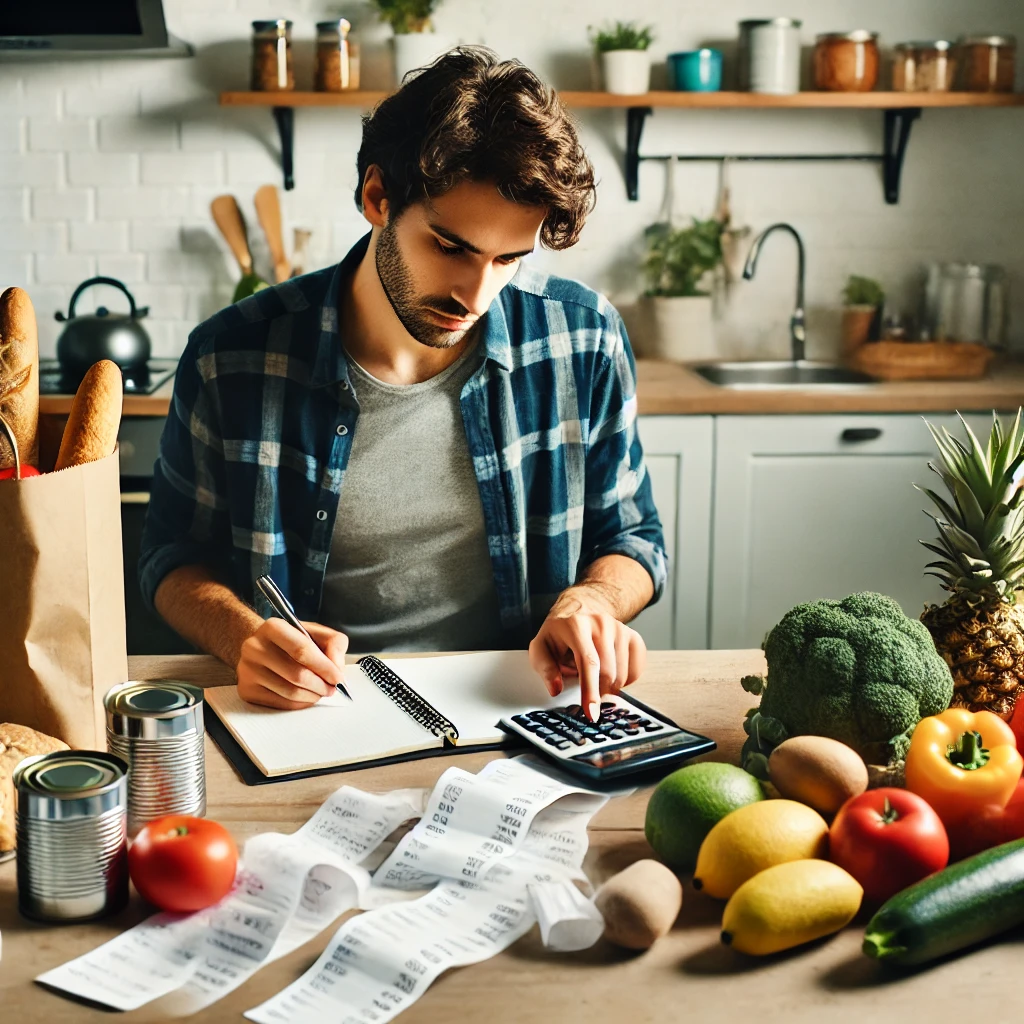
left=590, top=21, right=655, bottom=95
left=841, top=274, right=885, bottom=360
left=371, top=0, right=449, bottom=85
left=638, top=217, right=724, bottom=361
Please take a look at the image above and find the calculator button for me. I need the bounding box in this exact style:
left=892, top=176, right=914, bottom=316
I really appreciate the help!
left=535, top=727, right=554, bottom=738
left=643, top=723, right=664, bottom=732
left=623, top=714, right=642, bottom=723
left=589, top=734, right=608, bottom=742
left=512, top=715, right=539, bottom=731
left=566, top=733, right=587, bottom=746
left=545, top=738, right=570, bottom=750
left=600, top=701, right=616, bottom=711
left=604, top=730, right=624, bottom=739
left=622, top=726, right=640, bottom=736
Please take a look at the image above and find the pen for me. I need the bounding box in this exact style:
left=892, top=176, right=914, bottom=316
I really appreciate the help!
left=255, top=574, right=352, bottom=701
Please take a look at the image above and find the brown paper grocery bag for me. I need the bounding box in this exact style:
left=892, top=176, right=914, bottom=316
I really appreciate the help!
left=0, top=448, right=128, bottom=748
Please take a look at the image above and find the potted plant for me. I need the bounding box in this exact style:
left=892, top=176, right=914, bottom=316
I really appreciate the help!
left=590, top=21, right=655, bottom=95
left=638, top=217, right=724, bottom=362
left=841, top=274, right=885, bottom=360
left=371, top=0, right=449, bottom=85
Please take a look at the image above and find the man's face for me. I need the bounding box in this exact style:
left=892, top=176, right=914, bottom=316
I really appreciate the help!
left=374, top=178, right=546, bottom=350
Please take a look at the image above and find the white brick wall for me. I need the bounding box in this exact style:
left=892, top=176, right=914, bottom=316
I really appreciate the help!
left=2, top=0, right=1023, bottom=360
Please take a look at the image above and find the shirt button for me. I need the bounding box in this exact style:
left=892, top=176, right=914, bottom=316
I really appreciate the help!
left=340, top=380, right=349, bottom=391
left=336, top=424, right=348, bottom=436
left=316, top=510, right=328, bottom=521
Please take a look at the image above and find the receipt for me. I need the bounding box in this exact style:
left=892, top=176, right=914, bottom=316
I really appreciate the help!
left=245, top=759, right=609, bottom=1024
left=37, top=787, right=426, bottom=1013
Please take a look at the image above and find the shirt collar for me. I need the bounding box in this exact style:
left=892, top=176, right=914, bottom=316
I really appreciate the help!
left=310, top=230, right=515, bottom=386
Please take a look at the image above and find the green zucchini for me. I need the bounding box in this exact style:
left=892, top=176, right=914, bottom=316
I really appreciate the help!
left=862, top=837, right=1024, bottom=966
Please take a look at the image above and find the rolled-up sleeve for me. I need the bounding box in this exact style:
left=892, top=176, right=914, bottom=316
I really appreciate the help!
left=138, top=332, right=231, bottom=611
left=579, top=309, right=668, bottom=603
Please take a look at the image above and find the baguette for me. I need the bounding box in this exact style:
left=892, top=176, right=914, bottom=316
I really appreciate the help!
left=54, top=359, right=123, bottom=471
left=0, top=287, right=40, bottom=469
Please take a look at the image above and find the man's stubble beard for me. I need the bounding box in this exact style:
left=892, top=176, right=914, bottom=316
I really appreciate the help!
left=374, top=217, right=474, bottom=351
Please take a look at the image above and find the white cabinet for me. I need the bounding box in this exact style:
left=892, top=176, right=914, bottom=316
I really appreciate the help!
left=708, top=412, right=1005, bottom=650
left=632, top=416, right=713, bottom=650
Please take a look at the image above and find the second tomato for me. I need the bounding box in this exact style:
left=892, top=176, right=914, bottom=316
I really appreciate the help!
left=829, top=787, right=948, bottom=904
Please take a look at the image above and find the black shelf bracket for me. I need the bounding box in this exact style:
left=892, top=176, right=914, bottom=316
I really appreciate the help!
left=623, top=105, right=924, bottom=206
left=272, top=106, right=295, bottom=191
left=625, top=106, right=653, bottom=201
left=882, top=107, right=921, bottom=204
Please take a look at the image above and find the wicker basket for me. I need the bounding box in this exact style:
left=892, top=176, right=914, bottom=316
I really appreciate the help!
left=850, top=341, right=995, bottom=381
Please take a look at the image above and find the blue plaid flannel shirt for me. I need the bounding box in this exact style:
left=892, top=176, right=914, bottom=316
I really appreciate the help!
left=139, top=233, right=667, bottom=646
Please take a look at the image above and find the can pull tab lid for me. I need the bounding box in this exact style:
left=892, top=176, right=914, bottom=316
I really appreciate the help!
left=126, top=689, right=189, bottom=712
left=37, top=762, right=106, bottom=791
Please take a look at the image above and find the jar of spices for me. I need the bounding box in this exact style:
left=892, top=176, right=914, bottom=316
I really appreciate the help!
left=813, top=31, right=879, bottom=91
left=315, top=19, right=361, bottom=92
left=892, top=40, right=956, bottom=92
left=251, top=19, right=294, bottom=92
left=738, top=18, right=803, bottom=95
left=958, top=35, right=1016, bottom=92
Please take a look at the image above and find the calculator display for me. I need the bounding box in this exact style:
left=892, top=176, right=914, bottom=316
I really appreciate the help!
left=570, top=730, right=711, bottom=768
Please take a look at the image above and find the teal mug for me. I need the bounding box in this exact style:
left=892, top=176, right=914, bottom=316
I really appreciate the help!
left=668, top=48, right=724, bottom=91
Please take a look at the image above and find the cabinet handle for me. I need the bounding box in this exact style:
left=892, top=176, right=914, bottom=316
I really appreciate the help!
left=840, top=427, right=882, bottom=443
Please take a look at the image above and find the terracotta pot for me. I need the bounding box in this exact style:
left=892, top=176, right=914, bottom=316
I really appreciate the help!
left=841, top=305, right=877, bottom=361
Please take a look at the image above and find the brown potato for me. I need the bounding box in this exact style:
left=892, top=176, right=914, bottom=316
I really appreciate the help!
left=594, top=859, right=683, bottom=950
left=768, top=735, right=869, bottom=816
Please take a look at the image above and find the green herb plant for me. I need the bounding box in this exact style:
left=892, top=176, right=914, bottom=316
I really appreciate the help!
left=842, top=274, right=885, bottom=308
left=643, top=218, right=724, bottom=298
left=370, top=0, right=439, bottom=33
left=589, top=21, right=655, bottom=54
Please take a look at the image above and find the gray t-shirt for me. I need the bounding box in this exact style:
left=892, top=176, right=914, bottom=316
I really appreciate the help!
left=319, top=339, right=505, bottom=653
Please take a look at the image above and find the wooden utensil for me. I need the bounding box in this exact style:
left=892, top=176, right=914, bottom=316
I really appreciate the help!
left=210, top=195, right=254, bottom=275
left=254, top=184, right=291, bottom=284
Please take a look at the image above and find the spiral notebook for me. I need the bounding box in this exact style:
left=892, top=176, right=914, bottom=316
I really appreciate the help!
left=204, top=650, right=576, bottom=780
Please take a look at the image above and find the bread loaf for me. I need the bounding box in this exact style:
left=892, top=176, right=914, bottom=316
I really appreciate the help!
left=0, top=723, right=69, bottom=852
left=0, top=287, right=40, bottom=469
left=54, top=359, right=123, bottom=471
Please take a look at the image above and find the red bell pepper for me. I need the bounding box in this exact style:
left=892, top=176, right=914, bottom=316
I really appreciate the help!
left=950, top=778, right=1024, bottom=860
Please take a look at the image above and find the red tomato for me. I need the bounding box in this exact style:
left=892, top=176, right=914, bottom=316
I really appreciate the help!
left=128, top=815, right=238, bottom=912
left=0, top=465, right=40, bottom=480
left=829, top=787, right=949, bottom=904
left=951, top=778, right=1024, bottom=861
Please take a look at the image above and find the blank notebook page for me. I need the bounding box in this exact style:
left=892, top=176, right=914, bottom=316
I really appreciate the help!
left=204, top=662, right=441, bottom=776
left=373, top=650, right=580, bottom=745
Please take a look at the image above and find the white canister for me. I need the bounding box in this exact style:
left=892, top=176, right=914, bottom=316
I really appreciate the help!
left=601, top=50, right=652, bottom=95
left=739, top=18, right=803, bottom=94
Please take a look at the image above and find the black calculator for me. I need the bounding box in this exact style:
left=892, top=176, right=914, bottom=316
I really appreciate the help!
left=498, top=692, right=716, bottom=782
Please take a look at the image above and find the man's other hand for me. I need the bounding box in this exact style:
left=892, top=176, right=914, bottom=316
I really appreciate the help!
left=528, top=585, right=647, bottom=723
left=236, top=619, right=349, bottom=709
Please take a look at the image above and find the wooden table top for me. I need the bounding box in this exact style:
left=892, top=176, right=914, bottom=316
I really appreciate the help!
left=36, top=357, right=1024, bottom=420
left=2, top=649, right=1021, bottom=1022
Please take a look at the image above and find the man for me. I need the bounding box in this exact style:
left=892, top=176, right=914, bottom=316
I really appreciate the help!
left=140, top=48, right=666, bottom=724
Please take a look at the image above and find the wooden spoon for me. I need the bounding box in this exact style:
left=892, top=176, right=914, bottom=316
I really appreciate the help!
left=254, top=184, right=291, bottom=283
left=210, top=195, right=254, bottom=276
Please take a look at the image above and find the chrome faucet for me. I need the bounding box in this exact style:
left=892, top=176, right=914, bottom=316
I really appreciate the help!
left=743, top=222, right=806, bottom=363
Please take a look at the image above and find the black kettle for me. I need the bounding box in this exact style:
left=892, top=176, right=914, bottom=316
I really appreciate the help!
left=55, top=276, right=152, bottom=377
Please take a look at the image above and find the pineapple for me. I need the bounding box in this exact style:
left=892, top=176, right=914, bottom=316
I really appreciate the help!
left=918, top=409, right=1024, bottom=719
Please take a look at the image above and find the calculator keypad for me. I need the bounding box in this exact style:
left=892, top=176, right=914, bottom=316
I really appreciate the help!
left=508, top=695, right=670, bottom=758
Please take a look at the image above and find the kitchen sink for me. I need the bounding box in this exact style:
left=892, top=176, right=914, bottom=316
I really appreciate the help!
left=691, top=360, right=878, bottom=389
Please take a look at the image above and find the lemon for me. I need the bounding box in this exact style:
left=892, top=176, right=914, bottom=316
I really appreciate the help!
left=721, top=859, right=863, bottom=956
left=644, top=763, right=764, bottom=872
left=693, top=799, right=829, bottom=899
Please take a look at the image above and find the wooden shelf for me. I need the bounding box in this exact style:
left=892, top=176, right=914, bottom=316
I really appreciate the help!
left=221, top=89, right=1024, bottom=109
left=217, top=89, right=1024, bottom=201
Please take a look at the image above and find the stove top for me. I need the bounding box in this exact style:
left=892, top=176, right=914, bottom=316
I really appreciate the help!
left=39, top=358, right=178, bottom=396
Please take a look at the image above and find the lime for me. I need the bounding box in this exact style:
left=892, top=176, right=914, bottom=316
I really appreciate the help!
left=644, top=762, right=765, bottom=872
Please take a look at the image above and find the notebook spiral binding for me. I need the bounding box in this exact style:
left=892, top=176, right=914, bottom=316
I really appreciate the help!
left=357, top=656, right=460, bottom=745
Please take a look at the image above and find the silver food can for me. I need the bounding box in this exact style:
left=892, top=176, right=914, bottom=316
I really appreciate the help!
left=739, top=18, right=803, bottom=94
left=15, top=750, right=128, bottom=922
left=105, top=680, right=206, bottom=837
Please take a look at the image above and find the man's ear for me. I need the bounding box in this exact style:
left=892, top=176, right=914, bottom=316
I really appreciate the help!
left=361, top=165, right=390, bottom=228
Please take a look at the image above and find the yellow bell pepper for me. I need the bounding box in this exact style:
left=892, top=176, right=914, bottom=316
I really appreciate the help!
left=905, top=708, right=1023, bottom=829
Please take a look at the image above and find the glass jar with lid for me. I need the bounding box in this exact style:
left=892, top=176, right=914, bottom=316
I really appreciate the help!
left=251, top=19, right=294, bottom=92
left=892, top=40, right=957, bottom=91
left=958, top=35, right=1016, bottom=92
left=315, top=19, right=361, bottom=92
left=813, top=31, right=880, bottom=91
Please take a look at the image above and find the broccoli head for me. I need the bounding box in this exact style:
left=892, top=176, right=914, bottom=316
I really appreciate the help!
left=740, top=592, right=953, bottom=775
